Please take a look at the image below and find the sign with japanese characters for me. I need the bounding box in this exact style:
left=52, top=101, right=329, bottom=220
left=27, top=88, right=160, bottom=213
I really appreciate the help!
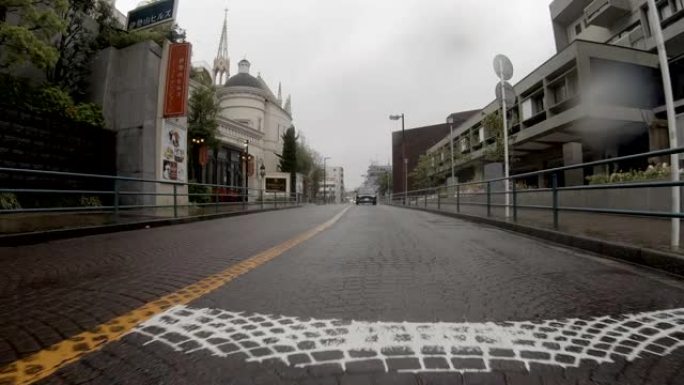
left=265, top=178, right=287, bottom=193
left=163, top=42, right=191, bottom=118
left=126, top=0, right=177, bottom=32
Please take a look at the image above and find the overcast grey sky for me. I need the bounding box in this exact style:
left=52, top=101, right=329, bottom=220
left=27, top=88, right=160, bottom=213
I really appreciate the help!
left=117, top=0, right=556, bottom=189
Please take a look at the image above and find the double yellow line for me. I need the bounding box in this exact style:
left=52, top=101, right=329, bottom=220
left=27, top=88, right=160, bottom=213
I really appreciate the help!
left=0, top=207, right=349, bottom=385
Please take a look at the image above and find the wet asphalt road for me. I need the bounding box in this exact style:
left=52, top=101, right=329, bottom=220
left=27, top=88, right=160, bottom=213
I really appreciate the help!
left=1, top=205, right=684, bottom=384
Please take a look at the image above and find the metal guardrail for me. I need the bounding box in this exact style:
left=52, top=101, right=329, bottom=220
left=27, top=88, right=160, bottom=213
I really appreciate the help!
left=389, top=146, right=684, bottom=247
left=0, top=167, right=301, bottom=232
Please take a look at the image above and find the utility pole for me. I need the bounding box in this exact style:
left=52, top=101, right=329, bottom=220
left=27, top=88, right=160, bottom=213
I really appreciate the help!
left=389, top=114, right=407, bottom=204
left=323, top=157, right=330, bottom=205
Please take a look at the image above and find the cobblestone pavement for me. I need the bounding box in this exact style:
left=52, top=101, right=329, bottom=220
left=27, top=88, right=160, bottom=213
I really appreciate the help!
left=2, top=205, right=684, bottom=384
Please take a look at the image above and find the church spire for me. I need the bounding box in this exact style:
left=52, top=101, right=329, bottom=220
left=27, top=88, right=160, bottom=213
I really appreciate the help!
left=284, top=94, right=292, bottom=116
left=277, top=83, right=283, bottom=107
left=213, top=9, right=230, bottom=85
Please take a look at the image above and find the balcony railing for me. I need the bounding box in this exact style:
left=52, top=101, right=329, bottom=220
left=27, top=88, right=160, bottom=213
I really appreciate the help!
left=585, top=0, right=631, bottom=27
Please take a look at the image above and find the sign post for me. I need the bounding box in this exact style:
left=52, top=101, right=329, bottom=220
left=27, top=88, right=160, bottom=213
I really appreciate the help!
left=493, top=54, right=514, bottom=219
left=646, top=0, right=680, bottom=249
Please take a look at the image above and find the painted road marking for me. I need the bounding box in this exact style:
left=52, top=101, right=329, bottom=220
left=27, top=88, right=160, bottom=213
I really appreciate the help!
left=135, top=304, right=684, bottom=373
left=0, top=207, right=350, bottom=385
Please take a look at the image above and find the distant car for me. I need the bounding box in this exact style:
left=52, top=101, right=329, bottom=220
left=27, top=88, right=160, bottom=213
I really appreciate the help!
left=356, top=194, right=377, bottom=206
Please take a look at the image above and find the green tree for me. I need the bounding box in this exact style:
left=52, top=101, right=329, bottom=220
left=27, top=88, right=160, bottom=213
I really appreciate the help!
left=295, top=139, right=325, bottom=201
left=0, top=0, right=68, bottom=71
left=101, top=22, right=186, bottom=50
left=409, top=154, right=436, bottom=189
left=187, top=84, right=219, bottom=181
left=483, top=111, right=505, bottom=162
left=188, top=85, right=219, bottom=145
left=377, top=171, right=392, bottom=197
left=278, top=126, right=298, bottom=195
left=47, top=0, right=106, bottom=99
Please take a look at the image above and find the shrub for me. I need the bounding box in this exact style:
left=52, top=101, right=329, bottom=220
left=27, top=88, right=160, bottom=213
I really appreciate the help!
left=0, top=193, right=21, bottom=210
left=68, top=103, right=106, bottom=127
left=189, top=183, right=212, bottom=204
left=0, top=75, right=106, bottom=128
left=80, top=196, right=102, bottom=207
left=586, top=163, right=672, bottom=185
left=32, top=86, right=74, bottom=115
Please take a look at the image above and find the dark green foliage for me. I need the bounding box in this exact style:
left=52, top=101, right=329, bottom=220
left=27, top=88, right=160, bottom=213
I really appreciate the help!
left=189, top=183, right=212, bottom=204
left=483, top=111, right=505, bottom=162
left=278, top=126, right=298, bottom=192
left=0, top=74, right=106, bottom=127
left=79, top=196, right=102, bottom=207
left=188, top=84, right=219, bottom=147
left=0, top=0, right=68, bottom=71
left=377, top=171, right=392, bottom=196
left=410, top=154, right=436, bottom=189
left=0, top=193, right=21, bottom=210
left=102, top=22, right=186, bottom=50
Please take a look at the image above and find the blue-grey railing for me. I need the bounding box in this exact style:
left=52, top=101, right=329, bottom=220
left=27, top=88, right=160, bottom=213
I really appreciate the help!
left=0, top=167, right=302, bottom=232
left=389, top=146, right=684, bottom=247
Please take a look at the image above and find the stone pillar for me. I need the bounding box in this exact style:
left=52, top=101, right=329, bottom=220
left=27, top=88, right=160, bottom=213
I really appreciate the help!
left=563, top=142, right=584, bottom=186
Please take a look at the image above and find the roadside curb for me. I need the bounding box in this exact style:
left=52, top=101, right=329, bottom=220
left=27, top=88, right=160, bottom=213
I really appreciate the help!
left=392, top=205, right=684, bottom=277
left=0, top=206, right=300, bottom=247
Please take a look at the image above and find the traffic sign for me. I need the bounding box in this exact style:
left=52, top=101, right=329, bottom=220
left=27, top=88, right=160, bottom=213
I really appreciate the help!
left=495, top=81, right=516, bottom=106
left=493, top=54, right=514, bottom=81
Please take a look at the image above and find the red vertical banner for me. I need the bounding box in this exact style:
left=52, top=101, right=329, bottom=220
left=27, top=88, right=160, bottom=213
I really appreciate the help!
left=164, top=42, right=191, bottom=118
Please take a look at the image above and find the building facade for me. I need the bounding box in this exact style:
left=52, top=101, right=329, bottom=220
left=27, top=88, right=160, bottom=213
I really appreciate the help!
left=191, top=12, right=295, bottom=198
left=392, top=110, right=479, bottom=193
left=426, top=0, right=684, bottom=188
left=320, top=167, right=345, bottom=204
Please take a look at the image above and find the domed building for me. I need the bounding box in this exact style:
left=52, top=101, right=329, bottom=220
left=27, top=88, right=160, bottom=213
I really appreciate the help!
left=197, top=12, right=295, bottom=198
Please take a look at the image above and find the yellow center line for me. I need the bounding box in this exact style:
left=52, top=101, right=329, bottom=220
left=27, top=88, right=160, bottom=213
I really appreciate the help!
left=0, top=207, right=350, bottom=385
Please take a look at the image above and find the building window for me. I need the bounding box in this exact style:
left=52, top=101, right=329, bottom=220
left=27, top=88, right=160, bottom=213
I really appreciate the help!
left=676, top=0, right=684, bottom=12
left=552, top=83, right=567, bottom=105
left=521, top=92, right=545, bottom=121
left=568, top=19, right=583, bottom=40
left=460, top=138, right=468, bottom=153
left=478, top=126, right=485, bottom=143
left=659, top=2, right=673, bottom=20
left=0, top=6, right=6, bottom=22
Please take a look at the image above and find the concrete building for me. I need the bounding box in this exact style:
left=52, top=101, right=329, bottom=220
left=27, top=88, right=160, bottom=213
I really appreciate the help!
left=426, top=0, right=684, bottom=188
left=392, top=110, right=479, bottom=193
left=320, top=167, right=345, bottom=204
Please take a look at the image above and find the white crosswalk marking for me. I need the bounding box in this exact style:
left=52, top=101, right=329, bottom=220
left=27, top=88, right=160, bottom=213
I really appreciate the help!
left=134, top=305, right=684, bottom=373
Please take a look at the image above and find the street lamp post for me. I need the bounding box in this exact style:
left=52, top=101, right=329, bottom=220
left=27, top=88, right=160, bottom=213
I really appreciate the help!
left=323, top=157, right=330, bottom=205
left=389, top=113, right=407, bottom=205
left=243, top=140, right=249, bottom=203
left=385, top=170, right=392, bottom=201
left=446, top=116, right=455, bottom=183
left=259, top=163, right=266, bottom=204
